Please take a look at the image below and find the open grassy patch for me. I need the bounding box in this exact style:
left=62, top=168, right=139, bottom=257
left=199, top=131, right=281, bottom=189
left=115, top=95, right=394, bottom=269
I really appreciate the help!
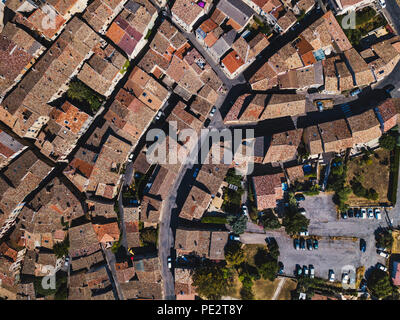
left=346, top=148, right=390, bottom=205
left=336, top=7, right=387, bottom=47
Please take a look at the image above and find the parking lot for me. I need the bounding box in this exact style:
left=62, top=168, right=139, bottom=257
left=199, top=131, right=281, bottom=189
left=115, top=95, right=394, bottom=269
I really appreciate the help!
left=241, top=193, right=395, bottom=283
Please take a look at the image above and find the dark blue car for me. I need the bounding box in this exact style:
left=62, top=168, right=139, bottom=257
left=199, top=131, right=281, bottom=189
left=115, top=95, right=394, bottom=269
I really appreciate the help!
left=360, top=239, right=366, bottom=252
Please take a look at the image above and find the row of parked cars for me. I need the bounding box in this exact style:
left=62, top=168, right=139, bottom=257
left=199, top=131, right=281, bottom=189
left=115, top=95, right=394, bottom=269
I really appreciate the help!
left=342, top=208, right=382, bottom=220
left=296, top=264, right=315, bottom=278
left=294, top=238, right=318, bottom=250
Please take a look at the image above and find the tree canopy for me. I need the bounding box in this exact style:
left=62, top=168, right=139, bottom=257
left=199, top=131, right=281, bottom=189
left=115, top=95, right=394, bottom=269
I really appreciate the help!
left=260, top=211, right=281, bottom=230
left=379, top=134, right=397, bottom=151
left=282, top=211, right=309, bottom=235
left=376, top=229, right=393, bottom=249
left=224, top=241, right=245, bottom=266
left=367, top=269, right=393, bottom=299
left=192, top=263, right=233, bottom=300
left=227, top=214, right=248, bottom=235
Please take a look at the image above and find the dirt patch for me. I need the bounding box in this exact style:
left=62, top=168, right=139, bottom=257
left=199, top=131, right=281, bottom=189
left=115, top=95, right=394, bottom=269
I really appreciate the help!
left=225, top=270, right=242, bottom=299
left=346, top=149, right=390, bottom=206
left=391, top=230, right=400, bottom=254
left=253, top=278, right=280, bottom=300
left=243, top=244, right=268, bottom=265
left=277, top=278, right=297, bottom=300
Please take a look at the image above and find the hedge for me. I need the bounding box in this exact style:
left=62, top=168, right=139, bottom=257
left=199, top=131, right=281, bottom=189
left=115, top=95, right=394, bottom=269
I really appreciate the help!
left=389, top=146, right=400, bottom=206
left=201, top=216, right=227, bottom=224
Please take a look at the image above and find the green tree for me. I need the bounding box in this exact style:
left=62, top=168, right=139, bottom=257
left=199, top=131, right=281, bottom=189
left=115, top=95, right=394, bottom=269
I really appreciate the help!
left=266, top=240, right=280, bottom=260
left=282, top=211, right=309, bottom=236
left=67, top=80, right=103, bottom=113
left=254, top=248, right=278, bottom=281
left=53, top=236, right=69, bottom=259
left=367, top=269, right=393, bottom=299
left=140, top=227, right=158, bottom=247
left=260, top=211, right=281, bottom=230
left=192, top=263, right=233, bottom=300
left=224, top=241, right=245, bottom=266
left=257, top=258, right=278, bottom=281
left=376, top=229, right=393, bottom=249
left=379, top=134, right=397, bottom=151
left=227, top=214, right=248, bottom=235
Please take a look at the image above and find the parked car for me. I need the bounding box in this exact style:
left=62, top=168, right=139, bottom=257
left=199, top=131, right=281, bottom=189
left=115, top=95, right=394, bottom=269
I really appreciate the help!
left=295, top=193, right=305, bottom=201
left=294, top=238, right=300, bottom=250
left=360, top=279, right=367, bottom=291
left=299, top=208, right=306, bottom=215
left=374, top=208, right=382, bottom=220
left=192, top=167, right=200, bottom=178
left=167, top=256, right=172, bottom=269
left=341, top=211, right=348, bottom=219
left=347, top=208, right=354, bottom=218
left=299, top=230, right=309, bottom=236
left=379, top=0, right=386, bottom=8
left=361, top=208, right=367, bottom=219
left=155, top=110, right=163, bottom=121
left=303, top=265, right=309, bottom=276
left=377, top=263, right=388, bottom=272
left=300, top=238, right=306, bottom=250
left=278, top=262, right=284, bottom=274
left=367, top=208, right=374, bottom=219
left=128, top=247, right=135, bottom=256
left=316, top=101, right=324, bottom=112
left=242, top=204, right=248, bottom=216
left=313, top=239, right=319, bottom=250
left=297, top=265, right=302, bottom=277
left=309, top=265, right=315, bottom=278
left=360, top=239, right=366, bottom=252
left=64, top=257, right=70, bottom=268
left=350, top=88, right=362, bottom=96
left=384, top=84, right=395, bottom=93
left=342, top=273, right=349, bottom=284
left=127, top=153, right=134, bottom=162
left=306, top=238, right=313, bottom=250
left=230, top=234, right=240, bottom=241
left=329, top=270, right=335, bottom=282
left=209, top=106, right=217, bottom=117
left=354, top=208, right=360, bottom=218
left=378, top=250, right=390, bottom=258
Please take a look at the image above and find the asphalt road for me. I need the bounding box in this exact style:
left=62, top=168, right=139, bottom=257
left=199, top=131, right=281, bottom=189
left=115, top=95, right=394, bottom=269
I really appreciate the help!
left=382, top=0, right=400, bottom=35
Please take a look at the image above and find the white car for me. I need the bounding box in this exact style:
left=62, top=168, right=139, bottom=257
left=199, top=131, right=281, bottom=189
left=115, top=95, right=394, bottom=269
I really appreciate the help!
left=155, top=110, right=163, bottom=121
left=374, top=208, right=382, bottom=220
left=342, top=273, right=349, bottom=284
left=299, top=208, right=306, bottom=216
left=367, top=208, right=374, bottom=219
left=379, top=0, right=386, bottom=8
left=309, top=265, right=315, bottom=278
left=378, top=250, right=390, bottom=258
left=209, top=106, right=217, bottom=117
left=64, top=257, right=70, bottom=267
left=128, top=153, right=134, bottom=162
left=361, top=208, right=367, bottom=219
left=167, top=256, right=172, bottom=269
left=329, top=270, right=335, bottom=282
left=242, top=205, right=248, bottom=216
left=377, top=263, right=387, bottom=272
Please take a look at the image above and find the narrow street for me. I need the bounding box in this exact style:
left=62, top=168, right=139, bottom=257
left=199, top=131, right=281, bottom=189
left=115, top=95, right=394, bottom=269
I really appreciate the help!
left=103, top=247, right=125, bottom=300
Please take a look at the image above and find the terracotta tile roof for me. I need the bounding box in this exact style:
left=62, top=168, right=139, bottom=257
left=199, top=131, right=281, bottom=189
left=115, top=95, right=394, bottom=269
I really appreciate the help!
left=322, top=11, right=352, bottom=52
left=93, top=222, right=120, bottom=243
left=264, top=129, right=303, bottom=163
left=221, top=50, right=245, bottom=74
left=253, top=173, right=284, bottom=210
left=318, top=119, right=353, bottom=153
